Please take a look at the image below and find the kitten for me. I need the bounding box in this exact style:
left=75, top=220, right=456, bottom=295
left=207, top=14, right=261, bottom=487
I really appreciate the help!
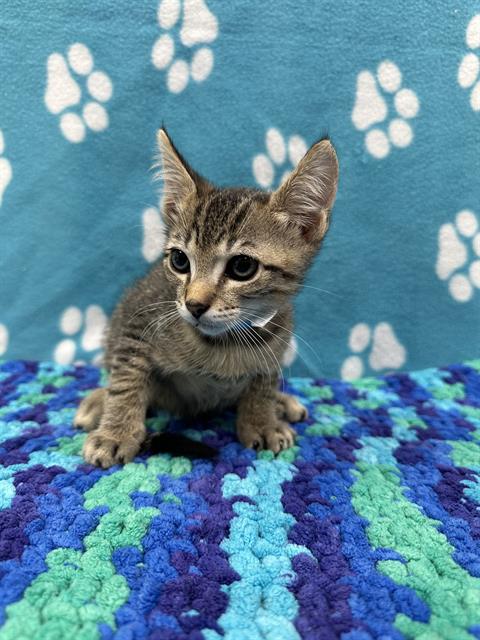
left=75, top=128, right=338, bottom=468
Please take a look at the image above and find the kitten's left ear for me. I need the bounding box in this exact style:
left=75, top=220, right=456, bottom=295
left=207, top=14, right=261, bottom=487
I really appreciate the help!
left=270, top=137, right=339, bottom=242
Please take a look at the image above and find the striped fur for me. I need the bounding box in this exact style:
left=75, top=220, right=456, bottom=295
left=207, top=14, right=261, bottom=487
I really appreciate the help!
left=77, top=128, right=338, bottom=467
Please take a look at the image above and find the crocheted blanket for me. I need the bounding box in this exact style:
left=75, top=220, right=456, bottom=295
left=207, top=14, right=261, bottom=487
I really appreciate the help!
left=1, top=360, right=480, bottom=640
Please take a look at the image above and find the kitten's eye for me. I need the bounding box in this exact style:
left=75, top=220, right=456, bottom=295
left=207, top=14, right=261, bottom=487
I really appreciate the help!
left=170, top=249, right=190, bottom=273
left=225, top=255, right=259, bottom=281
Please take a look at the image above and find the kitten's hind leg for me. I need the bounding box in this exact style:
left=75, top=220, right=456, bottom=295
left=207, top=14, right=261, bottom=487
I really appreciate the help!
left=74, top=388, right=107, bottom=431
left=275, top=391, right=308, bottom=422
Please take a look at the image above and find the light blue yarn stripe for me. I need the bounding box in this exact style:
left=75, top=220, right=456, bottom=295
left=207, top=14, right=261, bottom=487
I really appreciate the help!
left=203, top=459, right=309, bottom=640
left=0, top=448, right=82, bottom=509
left=0, top=420, right=40, bottom=444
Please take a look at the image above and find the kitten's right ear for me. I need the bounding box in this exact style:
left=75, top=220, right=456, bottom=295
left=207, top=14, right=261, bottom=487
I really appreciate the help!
left=156, top=128, right=201, bottom=219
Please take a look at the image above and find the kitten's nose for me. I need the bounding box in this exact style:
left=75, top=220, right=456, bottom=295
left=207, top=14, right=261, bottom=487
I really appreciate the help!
left=186, top=300, right=210, bottom=319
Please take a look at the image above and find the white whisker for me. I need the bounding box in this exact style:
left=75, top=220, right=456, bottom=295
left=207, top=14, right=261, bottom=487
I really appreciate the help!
left=238, top=308, right=323, bottom=372
left=230, top=320, right=270, bottom=379
left=239, top=311, right=313, bottom=374
left=127, top=301, right=177, bottom=323
left=297, top=283, right=342, bottom=298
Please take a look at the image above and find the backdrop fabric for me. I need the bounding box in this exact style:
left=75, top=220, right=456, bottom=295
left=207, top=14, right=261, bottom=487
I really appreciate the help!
left=1, top=1, right=479, bottom=378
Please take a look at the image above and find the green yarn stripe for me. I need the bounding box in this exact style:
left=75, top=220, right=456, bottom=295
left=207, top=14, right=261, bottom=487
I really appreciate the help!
left=350, top=461, right=480, bottom=639
left=0, top=456, right=191, bottom=640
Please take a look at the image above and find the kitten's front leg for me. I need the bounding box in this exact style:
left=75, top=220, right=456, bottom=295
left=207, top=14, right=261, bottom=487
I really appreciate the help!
left=236, top=378, right=297, bottom=453
left=83, top=361, right=150, bottom=468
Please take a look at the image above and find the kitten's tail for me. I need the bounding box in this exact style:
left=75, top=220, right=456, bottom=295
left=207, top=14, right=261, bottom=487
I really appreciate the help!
left=141, top=433, right=217, bottom=459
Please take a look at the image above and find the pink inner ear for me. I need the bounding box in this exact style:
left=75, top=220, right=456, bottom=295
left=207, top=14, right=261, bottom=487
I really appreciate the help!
left=299, top=209, right=330, bottom=243
left=301, top=224, right=315, bottom=241
left=301, top=219, right=320, bottom=242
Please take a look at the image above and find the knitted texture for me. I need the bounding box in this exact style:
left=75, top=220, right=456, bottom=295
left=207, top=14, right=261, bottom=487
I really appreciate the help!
left=1, top=360, right=480, bottom=639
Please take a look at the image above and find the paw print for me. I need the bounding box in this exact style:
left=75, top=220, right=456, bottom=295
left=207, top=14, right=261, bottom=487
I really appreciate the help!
left=352, top=60, right=420, bottom=159
left=436, top=210, right=480, bottom=303
left=0, top=129, right=12, bottom=206
left=54, top=305, right=107, bottom=366
left=152, top=0, right=219, bottom=94
left=281, top=336, right=298, bottom=368
left=252, top=128, right=307, bottom=189
left=458, top=15, right=480, bottom=111
left=142, top=206, right=166, bottom=263
left=44, top=43, right=113, bottom=143
left=341, top=322, right=407, bottom=381
left=0, top=323, right=8, bottom=357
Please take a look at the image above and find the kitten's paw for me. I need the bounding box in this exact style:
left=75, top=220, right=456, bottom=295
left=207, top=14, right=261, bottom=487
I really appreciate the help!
left=238, top=420, right=296, bottom=454
left=74, top=388, right=107, bottom=431
left=276, top=391, right=308, bottom=423
left=83, top=429, right=143, bottom=468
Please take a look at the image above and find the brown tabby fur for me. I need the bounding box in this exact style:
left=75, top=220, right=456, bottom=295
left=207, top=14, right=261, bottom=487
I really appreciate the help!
left=76, top=128, right=338, bottom=467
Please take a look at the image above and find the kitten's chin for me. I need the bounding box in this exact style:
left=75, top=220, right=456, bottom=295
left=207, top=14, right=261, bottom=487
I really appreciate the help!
left=193, top=310, right=279, bottom=337
left=195, top=322, right=229, bottom=337
left=180, top=314, right=229, bottom=336
left=178, top=308, right=229, bottom=336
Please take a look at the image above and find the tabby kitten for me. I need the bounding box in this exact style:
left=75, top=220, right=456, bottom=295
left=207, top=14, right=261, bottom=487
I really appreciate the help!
left=76, top=128, right=338, bottom=468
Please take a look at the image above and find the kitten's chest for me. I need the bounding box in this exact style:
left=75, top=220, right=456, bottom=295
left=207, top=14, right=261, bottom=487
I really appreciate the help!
left=168, top=371, right=249, bottom=415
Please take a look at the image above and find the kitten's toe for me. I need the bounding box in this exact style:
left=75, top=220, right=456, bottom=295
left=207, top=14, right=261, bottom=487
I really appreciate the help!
left=237, top=427, right=265, bottom=451
left=74, top=388, right=107, bottom=432
left=265, top=421, right=296, bottom=453
left=83, top=430, right=142, bottom=468
left=237, top=421, right=296, bottom=454
left=276, top=392, right=308, bottom=423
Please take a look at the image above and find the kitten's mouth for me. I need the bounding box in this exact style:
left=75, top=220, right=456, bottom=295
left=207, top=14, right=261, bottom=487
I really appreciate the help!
left=194, top=320, right=229, bottom=337
left=178, top=304, right=278, bottom=337
left=194, top=310, right=278, bottom=337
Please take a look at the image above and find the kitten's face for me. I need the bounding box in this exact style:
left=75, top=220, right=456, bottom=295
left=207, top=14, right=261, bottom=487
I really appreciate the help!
left=157, top=130, right=338, bottom=338
left=163, top=190, right=302, bottom=336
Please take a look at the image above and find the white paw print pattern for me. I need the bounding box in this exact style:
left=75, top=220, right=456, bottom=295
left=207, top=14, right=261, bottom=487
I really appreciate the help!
left=436, top=210, right=480, bottom=303
left=0, top=324, right=8, bottom=357
left=458, top=15, right=480, bottom=111
left=352, top=60, right=420, bottom=159
left=252, top=128, right=307, bottom=189
left=0, top=130, right=12, bottom=207
left=142, top=206, right=166, bottom=263
left=152, top=0, right=218, bottom=94
left=341, top=322, right=407, bottom=381
left=54, top=305, right=107, bottom=366
left=45, top=43, right=113, bottom=143
left=281, top=336, right=298, bottom=368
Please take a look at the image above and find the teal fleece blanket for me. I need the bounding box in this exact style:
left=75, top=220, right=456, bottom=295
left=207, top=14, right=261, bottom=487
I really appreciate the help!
left=0, top=1, right=479, bottom=377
